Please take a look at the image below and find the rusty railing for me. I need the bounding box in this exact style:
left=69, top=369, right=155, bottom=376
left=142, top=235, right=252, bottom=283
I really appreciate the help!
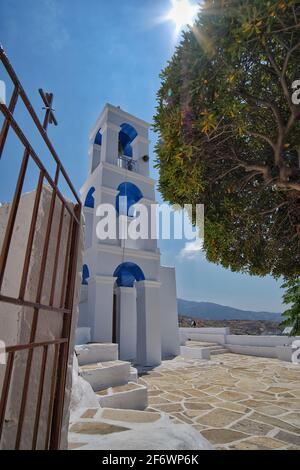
left=0, top=46, right=82, bottom=449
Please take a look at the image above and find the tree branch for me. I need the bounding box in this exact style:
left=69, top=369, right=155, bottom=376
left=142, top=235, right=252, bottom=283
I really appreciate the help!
left=233, top=157, right=272, bottom=182
left=282, top=41, right=300, bottom=77
left=216, top=165, right=241, bottom=181
left=246, top=131, right=277, bottom=153
left=264, top=41, right=294, bottom=111
left=239, top=89, right=284, bottom=133
left=239, top=171, right=261, bottom=191
left=260, top=201, right=289, bottom=215
left=277, top=181, right=300, bottom=192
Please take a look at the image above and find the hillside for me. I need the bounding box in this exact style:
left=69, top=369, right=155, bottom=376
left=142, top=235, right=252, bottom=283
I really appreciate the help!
left=177, top=299, right=282, bottom=322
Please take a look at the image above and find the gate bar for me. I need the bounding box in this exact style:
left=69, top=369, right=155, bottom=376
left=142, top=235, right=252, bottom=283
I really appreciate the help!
left=0, top=85, right=19, bottom=158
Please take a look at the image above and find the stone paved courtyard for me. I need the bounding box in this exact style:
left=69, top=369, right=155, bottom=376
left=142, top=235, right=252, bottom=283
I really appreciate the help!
left=138, top=353, right=300, bottom=450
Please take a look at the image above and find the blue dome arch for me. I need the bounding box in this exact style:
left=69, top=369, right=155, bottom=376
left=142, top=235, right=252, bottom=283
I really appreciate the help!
left=116, top=182, right=143, bottom=216
left=84, top=187, right=95, bottom=209
left=114, top=262, right=145, bottom=288
left=82, top=264, right=90, bottom=285
left=94, top=128, right=102, bottom=146
left=119, top=123, right=138, bottom=158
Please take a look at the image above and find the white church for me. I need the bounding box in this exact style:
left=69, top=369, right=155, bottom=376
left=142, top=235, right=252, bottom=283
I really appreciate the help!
left=78, top=104, right=180, bottom=367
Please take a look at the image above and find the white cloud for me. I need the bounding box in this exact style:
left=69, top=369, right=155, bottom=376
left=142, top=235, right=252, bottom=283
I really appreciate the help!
left=179, top=238, right=203, bottom=259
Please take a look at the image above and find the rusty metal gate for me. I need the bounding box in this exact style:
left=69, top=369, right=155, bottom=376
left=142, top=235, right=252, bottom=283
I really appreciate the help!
left=0, top=46, right=82, bottom=449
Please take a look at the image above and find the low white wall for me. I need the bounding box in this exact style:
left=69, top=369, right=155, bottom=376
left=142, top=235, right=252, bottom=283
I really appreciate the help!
left=276, top=346, right=294, bottom=362
left=181, top=327, right=230, bottom=335
left=180, top=328, right=228, bottom=346
left=180, top=327, right=300, bottom=362
left=225, top=335, right=300, bottom=362
left=226, top=335, right=297, bottom=347
left=227, top=344, right=278, bottom=358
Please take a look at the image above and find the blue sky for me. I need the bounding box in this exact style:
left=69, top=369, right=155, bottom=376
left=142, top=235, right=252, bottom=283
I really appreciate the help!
left=0, top=0, right=284, bottom=312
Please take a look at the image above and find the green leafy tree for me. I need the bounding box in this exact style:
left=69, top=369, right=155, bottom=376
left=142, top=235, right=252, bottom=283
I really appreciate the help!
left=281, top=277, right=300, bottom=335
left=154, top=0, right=300, bottom=279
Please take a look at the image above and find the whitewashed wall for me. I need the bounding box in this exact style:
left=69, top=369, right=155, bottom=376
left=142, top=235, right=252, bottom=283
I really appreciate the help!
left=160, top=267, right=180, bottom=357
left=179, top=327, right=300, bottom=362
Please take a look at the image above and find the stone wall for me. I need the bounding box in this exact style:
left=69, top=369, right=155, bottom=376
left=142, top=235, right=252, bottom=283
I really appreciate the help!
left=0, top=186, right=83, bottom=449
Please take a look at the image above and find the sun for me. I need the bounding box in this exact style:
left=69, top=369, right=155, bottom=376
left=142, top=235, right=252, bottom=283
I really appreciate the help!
left=167, top=0, right=199, bottom=33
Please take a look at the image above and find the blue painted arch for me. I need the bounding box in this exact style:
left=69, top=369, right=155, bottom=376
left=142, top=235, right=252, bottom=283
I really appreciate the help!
left=82, top=264, right=90, bottom=285
left=114, top=262, right=145, bottom=288
left=116, top=182, right=143, bottom=216
left=84, top=187, right=95, bottom=209
left=119, top=123, right=138, bottom=158
left=94, top=128, right=102, bottom=146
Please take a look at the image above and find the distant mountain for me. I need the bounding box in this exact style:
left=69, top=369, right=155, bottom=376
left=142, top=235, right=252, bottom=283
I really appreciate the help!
left=177, top=299, right=282, bottom=322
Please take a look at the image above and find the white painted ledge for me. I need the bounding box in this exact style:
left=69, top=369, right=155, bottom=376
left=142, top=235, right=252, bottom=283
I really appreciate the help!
left=180, top=346, right=211, bottom=360
left=76, top=343, right=119, bottom=365
left=97, top=382, right=148, bottom=411
left=80, top=360, right=131, bottom=391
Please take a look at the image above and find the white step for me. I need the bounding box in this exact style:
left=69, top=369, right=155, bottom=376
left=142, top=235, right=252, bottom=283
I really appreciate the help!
left=210, top=348, right=229, bottom=355
left=186, top=341, right=229, bottom=354
left=181, top=340, right=230, bottom=359
left=96, top=382, right=148, bottom=410
left=180, top=345, right=211, bottom=360
left=68, top=408, right=213, bottom=450
left=186, top=341, right=219, bottom=348
left=80, top=360, right=131, bottom=391
left=76, top=343, right=118, bottom=365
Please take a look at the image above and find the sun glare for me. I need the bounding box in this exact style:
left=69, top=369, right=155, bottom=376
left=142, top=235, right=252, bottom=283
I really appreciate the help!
left=167, top=0, right=198, bottom=33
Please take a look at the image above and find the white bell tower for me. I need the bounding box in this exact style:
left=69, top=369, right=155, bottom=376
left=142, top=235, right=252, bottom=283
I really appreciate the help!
left=78, top=104, right=179, bottom=366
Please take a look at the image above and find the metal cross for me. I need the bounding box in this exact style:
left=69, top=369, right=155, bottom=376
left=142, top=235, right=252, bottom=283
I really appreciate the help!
left=39, top=88, right=58, bottom=131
